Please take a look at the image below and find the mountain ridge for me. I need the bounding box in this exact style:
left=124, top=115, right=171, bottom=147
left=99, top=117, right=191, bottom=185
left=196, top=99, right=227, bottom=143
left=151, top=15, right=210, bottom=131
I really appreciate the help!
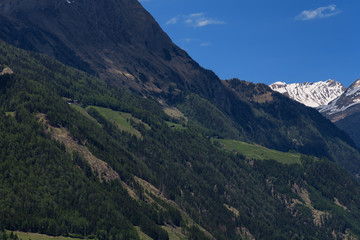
left=1, top=39, right=360, bottom=239
left=318, top=79, right=360, bottom=121
left=319, top=79, right=360, bottom=147
left=1, top=0, right=360, bottom=176
left=1, top=0, right=360, bottom=238
left=0, top=0, right=225, bottom=99
left=270, top=79, right=346, bottom=108
left=270, top=78, right=360, bottom=147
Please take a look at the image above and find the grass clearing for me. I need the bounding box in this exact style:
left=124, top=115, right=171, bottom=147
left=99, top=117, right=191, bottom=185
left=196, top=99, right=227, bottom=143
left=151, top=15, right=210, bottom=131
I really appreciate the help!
left=5, top=111, right=15, bottom=117
left=69, top=104, right=100, bottom=126
left=216, top=139, right=301, bottom=165
left=6, top=231, right=85, bottom=240
left=166, top=121, right=186, bottom=130
left=162, top=225, right=187, bottom=240
left=135, top=226, right=153, bottom=240
left=163, top=107, right=187, bottom=121
left=87, top=106, right=150, bottom=138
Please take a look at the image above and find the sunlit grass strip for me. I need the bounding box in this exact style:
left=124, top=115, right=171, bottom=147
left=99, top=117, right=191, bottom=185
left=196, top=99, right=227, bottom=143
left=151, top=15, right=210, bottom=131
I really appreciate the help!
left=217, top=139, right=301, bottom=165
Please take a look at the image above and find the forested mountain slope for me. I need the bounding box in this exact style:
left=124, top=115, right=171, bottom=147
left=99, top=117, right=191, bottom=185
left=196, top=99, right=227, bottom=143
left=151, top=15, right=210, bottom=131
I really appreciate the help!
left=1, top=40, right=360, bottom=239
left=1, top=0, right=359, bottom=177
left=318, top=79, right=360, bottom=148
left=220, top=79, right=360, bottom=175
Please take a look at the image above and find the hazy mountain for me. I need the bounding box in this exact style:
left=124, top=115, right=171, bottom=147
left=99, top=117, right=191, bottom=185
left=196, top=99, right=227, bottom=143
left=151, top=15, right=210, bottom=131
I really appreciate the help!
left=270, top=80, right=346, bottom=108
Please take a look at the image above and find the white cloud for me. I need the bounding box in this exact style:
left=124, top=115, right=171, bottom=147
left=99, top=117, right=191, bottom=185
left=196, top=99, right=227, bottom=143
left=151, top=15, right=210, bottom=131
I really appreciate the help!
left=166, top=12, right=225, bottom=28
left=183, top=38, right=194, bottom=43
left=200, top=42, right=211, bottom=47
left=296, top=4, right=340, bottom=21
left=196, top=19, right=225, bottom=27
left=189, top=13, right=204, bottom=18
left=166, top=17, right=179, bottom=25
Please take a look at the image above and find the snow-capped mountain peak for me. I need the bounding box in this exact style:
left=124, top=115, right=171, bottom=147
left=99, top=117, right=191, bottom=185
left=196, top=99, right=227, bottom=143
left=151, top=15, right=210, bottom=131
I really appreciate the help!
left=318, top=79, right=360, bottom=121
left=345, top=79, right=360, bottom=97
left=269, top=79, right=346, bottom=108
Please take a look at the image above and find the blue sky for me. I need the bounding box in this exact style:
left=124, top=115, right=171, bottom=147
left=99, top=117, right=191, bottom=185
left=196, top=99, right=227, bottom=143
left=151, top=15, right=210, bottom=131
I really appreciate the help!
left=139, top=0, right=359, bottom=87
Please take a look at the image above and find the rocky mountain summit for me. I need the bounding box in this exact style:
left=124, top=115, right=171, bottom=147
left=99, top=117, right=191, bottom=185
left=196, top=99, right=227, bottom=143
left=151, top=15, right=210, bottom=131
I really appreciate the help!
left=319, top=79, right=360, bottom=147
left=318, top=79, right=360, bottom=121
left=270, top=79, right=346, bottom=108
left=271, top=78, right=360, bottom=147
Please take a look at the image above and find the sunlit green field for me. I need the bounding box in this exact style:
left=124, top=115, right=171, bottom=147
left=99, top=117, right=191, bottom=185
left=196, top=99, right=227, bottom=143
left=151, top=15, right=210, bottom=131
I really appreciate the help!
left=69, top=104, right=100, bottom=126
left=82, top=106, right=150, bottom=138
left=165, top=121, right=186, bottom=130
left=6, top=231, right=85, bottom=240
left=216, top=139, right=301, bottom=164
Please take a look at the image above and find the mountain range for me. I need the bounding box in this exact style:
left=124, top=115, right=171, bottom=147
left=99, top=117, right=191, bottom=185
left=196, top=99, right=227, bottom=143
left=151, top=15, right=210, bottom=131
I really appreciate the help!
left=1, top=0, right=359, bottom=169
left=270, top=79, right=360, bottom=147
left=269, top=79, right=346, bottom=108
left=1, top=0, right=360, bottom=239
left=319, top=79, right=360, bottom=121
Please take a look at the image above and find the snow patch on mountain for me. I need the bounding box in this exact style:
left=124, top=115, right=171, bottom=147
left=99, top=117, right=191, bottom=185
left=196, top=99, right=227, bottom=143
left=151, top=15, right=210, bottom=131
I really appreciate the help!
left=317, top=98, right=360, bottom=116
left=270, top=79, right=346, bottom=108
left=345, top=79, right=360, bottom=97
left=318, top=79, right=360, bottom=116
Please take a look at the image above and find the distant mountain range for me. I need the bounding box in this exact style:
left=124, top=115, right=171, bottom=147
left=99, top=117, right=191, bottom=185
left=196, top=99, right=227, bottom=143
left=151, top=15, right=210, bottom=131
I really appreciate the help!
left=271, top=79, right=360, bottom=146
left=270, top=79, right=346, bottom=108
left=318, top=79, right=360, bottom=121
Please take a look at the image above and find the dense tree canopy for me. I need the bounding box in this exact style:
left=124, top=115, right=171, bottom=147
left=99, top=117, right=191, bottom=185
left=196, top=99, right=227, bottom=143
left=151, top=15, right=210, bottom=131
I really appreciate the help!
left=0, top=40, right=360, bottom=239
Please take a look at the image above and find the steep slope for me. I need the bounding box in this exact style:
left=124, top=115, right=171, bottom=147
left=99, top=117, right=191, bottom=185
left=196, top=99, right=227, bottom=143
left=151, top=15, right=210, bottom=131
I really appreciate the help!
left=1, top=0, right=360, bottom=177
left=270, top=79, right=345, bottom=108
left=318, top=79, right=360, bottom=147
left=221, top=79, right=360, bottom=175
left=336, top=112, right=360, bottom=148
left=2, top=39, right=360, bottom=240
left=269, top=78, right=360, bottom=147
left=318, top=79, right=360, bottom=122
left=0, top=0, right=224, bottom=99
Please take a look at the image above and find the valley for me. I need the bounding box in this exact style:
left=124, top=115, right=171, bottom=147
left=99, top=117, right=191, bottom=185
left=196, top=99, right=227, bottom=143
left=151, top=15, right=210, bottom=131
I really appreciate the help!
left=0, top=0, right=359, bottom=239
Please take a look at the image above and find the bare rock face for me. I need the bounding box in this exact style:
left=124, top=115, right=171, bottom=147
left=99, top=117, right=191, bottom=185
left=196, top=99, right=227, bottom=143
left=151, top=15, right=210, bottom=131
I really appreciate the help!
left=0, top=67, right=13, bottom=75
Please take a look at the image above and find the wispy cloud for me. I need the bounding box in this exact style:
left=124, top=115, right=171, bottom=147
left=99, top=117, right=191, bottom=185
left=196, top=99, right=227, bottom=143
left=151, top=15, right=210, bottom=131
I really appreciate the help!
left=296, top=4, right=340, bottom=21
left=166, top=12, right=225, bottom=28
left=178, top=38, right=211, bottom=48
left=166, top=17, right=178, bottom=25
left=200, top=42, right=211, bottom=47
left=183, top=38, right=195, bottom=43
